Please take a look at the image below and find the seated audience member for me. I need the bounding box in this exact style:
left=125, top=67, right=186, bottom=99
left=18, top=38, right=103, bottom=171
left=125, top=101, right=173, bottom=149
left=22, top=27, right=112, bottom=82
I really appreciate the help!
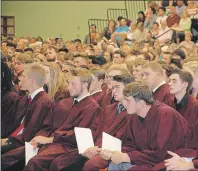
left=179, top=32, right=196, bottom=52
left=142, top=61, right=175, bottom=107
left=113, top=18, right=129, bottom=45
left=132, top=58, right=147, bottom=81
left=45, top=46, right=59, bottom=63
left=167, top=6, right=181, bottom=28
left=73, top=53, right=89, bottom=68
left=58, top=48, right=69, bottom=64
left=89, top=68, right=105, bottom=105
left=156, top=7, right=168, bottom=27
left=33, top=53, right=47, bottom=64
left=101, top=65, right=129, bottom=108
left=17, top=40, right=26, bottom=51
left=157, top=20, right=173, bottom=45
left=143, top=7, right=158, bottom=30
left=183, top=61, right=198, bottom=98
left=126, top=23, right=139, bottom=43
left=1, top=68, right=101, bottom=171
left=14, top=49, right=24, bottom=57
left=42, top=62, right=70, bottom=102
left=24, top=48, right=34, bottom=57
left=169, top=68, right=198, bottom=129
left=1, top=63, right=54, bottom=154
left=1, top=62, right=20, bottom=135
left=137, top=11, right=146, bottom=24
left=186, top=0, right=198, bottom=18
left=176, top=0, right=186, bottom=16
left=161, top=51, right=172, bottom=65
left=104, top=81, right=190, bottom=170
left=136, top=21, right=147, bottom=42
left=84, top=24, right=100, bottom=45
left=78, top=74, right=134, bottom=171
left=171, top=49, right=186, bottom=69
left=101, top=20, right=117, bottom=40
left=113, top=50, right=126, bottom=64
left=160, top=63, right=175, bottom=83
left=151, top=22, right=159, bottom=39
left=41, top=41, right=50, bottom=54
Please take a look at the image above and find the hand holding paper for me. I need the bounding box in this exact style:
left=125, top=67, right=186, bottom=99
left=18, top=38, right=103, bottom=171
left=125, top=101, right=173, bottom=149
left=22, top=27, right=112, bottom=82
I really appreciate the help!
left=74, top=127, right=94, bottom=154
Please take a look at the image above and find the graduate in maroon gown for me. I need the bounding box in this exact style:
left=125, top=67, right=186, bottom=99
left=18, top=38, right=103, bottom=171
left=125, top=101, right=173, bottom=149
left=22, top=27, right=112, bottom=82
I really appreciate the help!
left=89, top=68, right=105, bottom=106
left=1, top=68, right=101, bottom=171
left=169, top=68, right=198, bottom=129
left=101, top=66, right=129, bottom=108
left=57, top=73, right=134, bottom=171
left=142, top=61, right=175, bottom=108
left=1, top=61, right=20, bottom=124
left=98, top=81, right=190, bottom=171
left=1, top=63, right=54, bottom=155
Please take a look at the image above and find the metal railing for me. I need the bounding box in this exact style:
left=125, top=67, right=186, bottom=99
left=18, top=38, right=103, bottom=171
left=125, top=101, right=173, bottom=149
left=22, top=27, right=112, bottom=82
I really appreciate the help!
left=154, top=29, right=175, bottom=45
left=125, top=0, right=146, bottom=22
left=107, top=8, right=128, bottom=21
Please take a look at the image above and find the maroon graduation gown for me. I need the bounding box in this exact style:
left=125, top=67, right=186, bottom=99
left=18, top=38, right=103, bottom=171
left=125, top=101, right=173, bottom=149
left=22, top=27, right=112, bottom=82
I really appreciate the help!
left=1, top=91, right=20, bottom=137
left=82, top=103, right=131, bottom=171
left=101, top=90, right=117, bottom=108
left=176, top=95, right=198, bottom=129
left=153, top=84, right=175, bottom=108
left=122, top=101, right=189, bottom=170
left=91, top=91, right=104, bottom=106
left=54, top=86, right=70, bottom=103
left=2, top=96, right=101, bottom=171
left=2, top=91, right=54, bottom=147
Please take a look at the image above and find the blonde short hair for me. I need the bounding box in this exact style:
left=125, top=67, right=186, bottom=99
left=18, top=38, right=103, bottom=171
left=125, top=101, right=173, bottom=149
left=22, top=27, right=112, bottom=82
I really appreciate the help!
left=15, top=53, right=33, bottom=64
left=134, top=58, right=147, bottom=68
left=107, top=64, right=129, bottom=74
left=183, top=61, right=198, bottom=75
left=25, top=63, right=46, bottom=87
left=143, top=61, right=163, bottom=76
left=71, top=68, right=92, bottom=89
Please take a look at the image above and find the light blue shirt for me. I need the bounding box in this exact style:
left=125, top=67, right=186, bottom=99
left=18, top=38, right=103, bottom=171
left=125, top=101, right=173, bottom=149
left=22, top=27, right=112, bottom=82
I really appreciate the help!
left=115, top=25, right=129, bottom=41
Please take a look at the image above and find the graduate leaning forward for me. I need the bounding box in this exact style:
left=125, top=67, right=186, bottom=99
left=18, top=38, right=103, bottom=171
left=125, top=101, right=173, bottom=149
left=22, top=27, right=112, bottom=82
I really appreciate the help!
left=1, top=68, right=101, bottom=171
left=58, top=73, right=134, bottom=171
left=1, top=63, right=54, bottom=155
left=98, top=81, right=190, bottom=171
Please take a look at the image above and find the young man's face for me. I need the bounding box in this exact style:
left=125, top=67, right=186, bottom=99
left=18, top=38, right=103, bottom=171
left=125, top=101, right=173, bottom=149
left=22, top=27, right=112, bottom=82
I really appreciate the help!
left=113, top=54, right=124, bottom=64
left=7, top=48, right=15, bottom=57
left=68, top=76, right=85, bottom=98
left=133, top=65, right=143, bottom=81
left=112, top=81, right=125, bottom=102
left=142, top=67, right=159, bottom=90
left=123, top=96, right=138, bottom=114
left=162, top=54, right=171, bottom=64
left=169, top=74, right=187, bottom=95
left=74, top=57, right=87, bottom=67
left=46, top=48, right=57, bottom=62
left=14, top=59, right=25, bottom=74
left=105, top=70, right=121, bottom=90
left=18, top=71, right=31, bottom=91
left=89, top=74, right=101, bottom=93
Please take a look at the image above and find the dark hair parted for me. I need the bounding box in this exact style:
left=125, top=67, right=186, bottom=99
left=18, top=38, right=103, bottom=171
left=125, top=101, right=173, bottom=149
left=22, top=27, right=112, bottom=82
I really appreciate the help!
left=123, top=81, right=154, bottom=104
left=113, top=74, right=134, bottom=85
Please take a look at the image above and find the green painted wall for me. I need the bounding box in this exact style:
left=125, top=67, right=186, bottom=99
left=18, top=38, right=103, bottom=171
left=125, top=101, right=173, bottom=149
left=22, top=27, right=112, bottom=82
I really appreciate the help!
left=2, top=1, right=127, bottom=41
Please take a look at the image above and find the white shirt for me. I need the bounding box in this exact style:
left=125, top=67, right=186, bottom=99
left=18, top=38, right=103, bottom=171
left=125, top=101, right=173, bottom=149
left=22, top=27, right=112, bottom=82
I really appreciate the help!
left=90, top=90, right=102, bottom=96
left=153, top=81, right=166, bottom=93
left=157, top=27, right=173, bottom=43
left=29, top=87, right=45, bottom=100
left=74, top=93, right=90, bottom=103
left=156, top=15, right=168, bottom=27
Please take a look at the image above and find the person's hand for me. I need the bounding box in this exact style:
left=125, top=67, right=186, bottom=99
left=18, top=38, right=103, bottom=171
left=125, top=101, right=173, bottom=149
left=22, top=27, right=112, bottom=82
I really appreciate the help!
left=82, top=146, right=99, bottom=159
left=164, top=151, right=194, bottom=170
left=1, top=138, right=8, bottom=146
left=30, top=136, right=53, bottom=149
left=111, top=151, right=130, bottom=164
left=98, top=148, right=113, bottom=160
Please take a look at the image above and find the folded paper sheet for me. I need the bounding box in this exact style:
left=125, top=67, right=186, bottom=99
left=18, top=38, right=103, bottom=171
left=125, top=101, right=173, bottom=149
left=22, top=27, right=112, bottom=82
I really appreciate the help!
left=102, top=132, right=122, bottom=152
left=25, top=142, right=39, bottom=165
left=74, top=127, right=94, bottom=154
